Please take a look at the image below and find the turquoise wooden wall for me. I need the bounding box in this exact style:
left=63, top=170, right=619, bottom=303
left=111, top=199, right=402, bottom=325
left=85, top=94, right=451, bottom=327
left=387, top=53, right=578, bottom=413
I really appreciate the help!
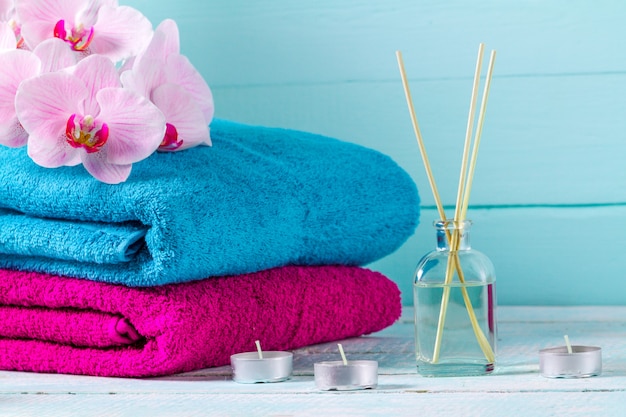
left=120, top=0, right=626, bottom=306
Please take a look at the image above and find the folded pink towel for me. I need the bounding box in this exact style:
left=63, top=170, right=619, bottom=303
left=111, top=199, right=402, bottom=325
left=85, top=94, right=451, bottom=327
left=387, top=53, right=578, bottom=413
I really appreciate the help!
left=0, top=265, right=400, bottom=377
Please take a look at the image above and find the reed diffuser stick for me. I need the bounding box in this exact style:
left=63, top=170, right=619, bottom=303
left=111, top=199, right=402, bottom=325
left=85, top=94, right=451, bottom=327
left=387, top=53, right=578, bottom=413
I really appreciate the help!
left=432, top=43, right=489, bottom=363
left=454, top=50, right=498, bottom=364
left=455, top=42, right=484, bottom=223
left=395, top=51, right=447, bottom=222
left=433, top=50, right=496, bottom=362
left=461, top=50, right=497, bottom=221
left=396, top=48, right=495, bottom=364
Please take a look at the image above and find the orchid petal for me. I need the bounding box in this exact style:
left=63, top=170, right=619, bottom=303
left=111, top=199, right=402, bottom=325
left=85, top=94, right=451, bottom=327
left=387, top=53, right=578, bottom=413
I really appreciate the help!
left=0, top=49, right=41, bottom=146
left=95, top=87, right=165, bottom=164
left=15, top=71, right=87, bottom=141
left=33, top=38, right=77, bottom=72
left=165, top=54, right=214, bottom=124
left=90, top=5, right=153, bottom=62
left=71, top=54, right=120, bottom=115
left=0, top=0, right=14, bottom=20
left=138, top=19, right=179, bottom=64
left=120, top=58, right=166, bottom=100
left=0, top=50, right=41, bottom=118
left=119, top=70, right=143, bottom=96
left=0, top=120, right=28, bottom=148
left=81, top=149, right=131, bottom=184
left=27, top=130, right=80, bottom=167
left=152, top=84, right=211, bottom=150
left=124, top=56, right=166, bottom=98
left=0, top=22, right=16, bottom=51
left=77, top=0, right=118, bottom=27
left=133, top=19, right=180, bottom=75
left=155, top=19, right=179, bottom=56
left=131, top=28, right=163, bottom=68
left=16, top=0, right=86, bottom=49
left=117, top=55, right=134, bottom=74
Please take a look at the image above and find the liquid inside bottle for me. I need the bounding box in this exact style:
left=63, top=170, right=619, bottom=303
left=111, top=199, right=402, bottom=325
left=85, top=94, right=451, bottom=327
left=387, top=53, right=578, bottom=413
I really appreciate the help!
left=413, top=220, right=497, bottom=377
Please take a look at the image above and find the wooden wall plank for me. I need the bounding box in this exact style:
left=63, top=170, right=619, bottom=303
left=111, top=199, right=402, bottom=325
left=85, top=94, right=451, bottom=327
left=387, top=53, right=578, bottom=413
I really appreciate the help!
left=122, top=0, right=626, bottom=84
left=371, top=206, right=626, bottom=306
left=210, top=75, right=626, bottom=206
left=115, top=0, right=626, bottom=206
left=115, top=0, right=626, bottom=305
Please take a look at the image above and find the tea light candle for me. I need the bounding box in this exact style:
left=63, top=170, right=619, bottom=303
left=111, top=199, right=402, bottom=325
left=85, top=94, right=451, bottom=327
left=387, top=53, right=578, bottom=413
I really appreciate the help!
left=539, top=335, right=602, bottom=378
left=230, top=340, right=293, bottom=383
left=314, top=344, right=378, bottom=391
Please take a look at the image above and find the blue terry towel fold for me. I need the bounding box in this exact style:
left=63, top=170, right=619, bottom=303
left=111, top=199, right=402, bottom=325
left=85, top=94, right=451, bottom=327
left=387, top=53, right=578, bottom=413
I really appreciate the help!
left=0, top=119, right=420, bottom=286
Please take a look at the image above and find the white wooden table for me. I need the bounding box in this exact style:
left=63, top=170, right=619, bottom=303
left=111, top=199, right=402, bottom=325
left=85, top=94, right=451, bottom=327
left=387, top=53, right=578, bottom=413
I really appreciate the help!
left=1, top=306, right=625, bottom=416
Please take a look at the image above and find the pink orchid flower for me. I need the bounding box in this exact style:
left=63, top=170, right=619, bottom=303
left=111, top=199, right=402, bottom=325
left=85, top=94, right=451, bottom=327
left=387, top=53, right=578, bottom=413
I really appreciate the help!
left=15, top=54, right=165, bottom=184
left=15, top=0, right=152, bottom=63
left=121, top=19, right=213, bottom=152
left=0, top=38, right=76, bottom=147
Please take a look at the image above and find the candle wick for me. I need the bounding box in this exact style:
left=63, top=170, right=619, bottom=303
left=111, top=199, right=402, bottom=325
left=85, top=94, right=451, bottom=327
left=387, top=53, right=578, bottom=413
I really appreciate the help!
left=564, top=335, right=573, bottom=354
left=255, top=340, right=263, bottom=359
left=338, top=343, right=348, bottom=366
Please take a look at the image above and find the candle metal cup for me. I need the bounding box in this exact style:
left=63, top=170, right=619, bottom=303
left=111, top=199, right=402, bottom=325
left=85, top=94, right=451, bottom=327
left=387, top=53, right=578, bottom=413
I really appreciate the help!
left=314, top=360, right=378, bottom=391
left=230, top=351, right=293, bottom=383
left=539, top=345, right=602, bottom=378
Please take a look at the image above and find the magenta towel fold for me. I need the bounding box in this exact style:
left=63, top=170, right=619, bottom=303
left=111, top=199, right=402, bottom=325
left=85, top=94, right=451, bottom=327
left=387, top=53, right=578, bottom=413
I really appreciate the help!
left=0, top=265, right=401, bottom=378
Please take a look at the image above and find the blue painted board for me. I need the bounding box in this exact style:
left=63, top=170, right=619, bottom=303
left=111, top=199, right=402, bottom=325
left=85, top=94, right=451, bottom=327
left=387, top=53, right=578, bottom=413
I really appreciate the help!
left=211, top=76, right=626, bottom=206
left=375, top=206, right=626, bottom=306
left=122, top=0, right=626, bottom=83
left=118, top=0, right=626, bottom=305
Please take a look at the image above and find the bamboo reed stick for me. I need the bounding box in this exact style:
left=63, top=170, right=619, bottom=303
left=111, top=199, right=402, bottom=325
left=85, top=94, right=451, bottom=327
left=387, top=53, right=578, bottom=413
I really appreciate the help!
left=460, top=50, right=497, bottom=221
left=455, top=42, right=484, bottom=223
left=395, top=51, right=447, bottom=222
left=443, top=51, right=498, bottom=364
left=396, top=48, right=495, bottom=364
left=432, top=43, right=486, bottom=363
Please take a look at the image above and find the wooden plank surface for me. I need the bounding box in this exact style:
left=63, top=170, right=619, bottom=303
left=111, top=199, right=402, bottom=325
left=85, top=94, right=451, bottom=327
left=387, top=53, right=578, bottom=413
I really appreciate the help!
left=2, top=391, right=626, bottom=417
left=211, top=75, right=626, bottom=207
left=2, top=306, right=626, bottom=416
left=123, top=0, right=626, bottom=83
left=117, top=0, right=626, bottom=306
left=371, top=206, right=626, bottom=306
left=119, top=0, right=626, bottom=206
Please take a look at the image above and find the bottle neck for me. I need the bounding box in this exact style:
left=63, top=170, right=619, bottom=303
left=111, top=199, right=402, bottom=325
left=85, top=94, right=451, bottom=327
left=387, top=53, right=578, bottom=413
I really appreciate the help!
left=435, top=220, right=472, bottom=251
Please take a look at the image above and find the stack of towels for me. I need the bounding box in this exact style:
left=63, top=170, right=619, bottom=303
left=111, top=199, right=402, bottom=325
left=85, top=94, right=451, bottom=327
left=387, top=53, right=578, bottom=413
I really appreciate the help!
left=0, top=119, right=420, bottom=377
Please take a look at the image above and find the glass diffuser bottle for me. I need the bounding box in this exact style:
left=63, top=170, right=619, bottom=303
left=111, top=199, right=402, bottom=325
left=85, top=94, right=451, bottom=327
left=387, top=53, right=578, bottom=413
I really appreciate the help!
left=414, top=219, right=496, bottom=377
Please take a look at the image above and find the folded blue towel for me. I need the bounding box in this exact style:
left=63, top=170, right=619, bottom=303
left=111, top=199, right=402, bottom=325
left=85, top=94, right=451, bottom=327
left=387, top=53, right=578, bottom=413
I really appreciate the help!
left=0, top=119, right=419, bottom=286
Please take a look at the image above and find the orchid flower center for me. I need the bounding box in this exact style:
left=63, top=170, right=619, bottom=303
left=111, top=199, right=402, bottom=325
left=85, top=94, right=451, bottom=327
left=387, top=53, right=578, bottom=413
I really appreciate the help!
left=54, top=20, right=94, bottom=51
left=66, top=114, right=109, bottom=153
left=159, top=123, right=183, bottom=151
left=8, top=19, right=24, bottom=48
